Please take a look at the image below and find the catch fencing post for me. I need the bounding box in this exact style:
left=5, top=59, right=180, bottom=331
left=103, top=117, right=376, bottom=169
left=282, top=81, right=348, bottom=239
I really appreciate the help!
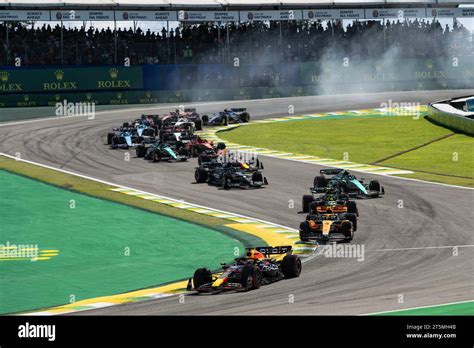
left=60, top=20, right=64, bottom=64
left=5, top=22, right=9, bottom=65
left=226, top=21, right=230, bottom=64
left=114, top=15, right=117, bottom=65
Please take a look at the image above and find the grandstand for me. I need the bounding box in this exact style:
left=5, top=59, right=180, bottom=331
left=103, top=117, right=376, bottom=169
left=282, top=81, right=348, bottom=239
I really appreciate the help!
left=0, top=1, right=472, bottom=106
left=0, top=19, right=472, bottom=66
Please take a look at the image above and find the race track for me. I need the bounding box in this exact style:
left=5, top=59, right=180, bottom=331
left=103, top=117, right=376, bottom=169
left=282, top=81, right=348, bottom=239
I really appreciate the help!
left=1, top=90, right=473, bottom=315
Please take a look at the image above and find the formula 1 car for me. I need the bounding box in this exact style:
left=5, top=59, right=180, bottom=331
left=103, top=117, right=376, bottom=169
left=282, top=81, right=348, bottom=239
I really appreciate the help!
left=194, top=158, right=267, bottom=189
left=173, top=108, right=203, bottom=130
left=135, top=128, right=199, bottom=159
left=187, top=246, right=301, bottom=293
left=135, top=124, right=156, bottom=139
left=201, top=108, right=250, bottom=126
left=179, top=135, right=226, bottom=158
left=110, top=131, right=140, bottom=149
left=155, top=108, right=203, bottom=131
left=107, top=118, right=157, bottom=145
left=106, top=122, right=134, bottom=145
left=196, top=143, right=228, bottom=165
left=312, top=169, right=385, bottom=198
left=299, top=211, right=357, bottom=243
left=302, top=187, right=359, bottom=214
left=142, top=142, right=188, bottom=162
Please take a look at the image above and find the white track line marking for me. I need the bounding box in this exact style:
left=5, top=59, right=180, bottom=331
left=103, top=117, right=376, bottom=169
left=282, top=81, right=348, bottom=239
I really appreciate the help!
left=0, top=96, right=331, bottom=128
left=360, top=299, right=474, bottom=316
left=366, top=245, right=474, bottom=252
left=205, top=128, right=474, bottom=190
left=0, top=152, right=299, bottom=233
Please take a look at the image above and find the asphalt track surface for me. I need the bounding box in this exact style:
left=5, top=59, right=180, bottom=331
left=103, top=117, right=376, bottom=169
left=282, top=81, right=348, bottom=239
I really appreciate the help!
left=1, top=90, right=473, bottom=315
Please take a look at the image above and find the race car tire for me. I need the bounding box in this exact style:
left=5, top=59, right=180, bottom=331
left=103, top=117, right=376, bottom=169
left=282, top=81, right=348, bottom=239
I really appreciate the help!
left=308, top=202, right=318, bottom=214
left=195, top=168, right=208, bottom=183
left=369, top=180, right=381, bottom=192
left=252, top=267, right=262, bottom=289
left=201, top=115, right=209, bottom=126
left=156, top=119, right=162, bottom=130
left=222, top=175, right=231, bottom=190
left=241, top=265, right=261, bottom=291
left=122, top=122, right=129, bottom=128
left=314, top=175, right=327, bottom=188
left=198, top=154, right=212, bottom=166
left=282, top=255, right=302, bottom=278
left=106, top=132, right=115, bottom=145
left=193, top=268, right=212, bottom=289
left=299, top=221, right=311, bottom=242
left=222, top=116, right=229, bottom=126
left=347, top=201, right=359, bottom=216
left=338, top=182, right=348, bottom=194
left=153, top=152, right=161, bottom=163
left=194, top=119, right=203, bottom=131
left=192, top=145, right=204, bottom=157
left=341, top=221, right=354, bottom=241
left=342, top=213, right=358, bottom=232
left=339, top=193, right=349, bottom=201
left=240, top=112, right=250, bottom=123
left=111, top=136, right=119, bottom=148
left=136, top=145, right=147, bottom=158
left=179, top=148, right=189, bottom=161
left=252, top=171, right=263, bottom=184
left=216, top=142, right=226, bottom=150
left=302, top=195, right=314, bottom=213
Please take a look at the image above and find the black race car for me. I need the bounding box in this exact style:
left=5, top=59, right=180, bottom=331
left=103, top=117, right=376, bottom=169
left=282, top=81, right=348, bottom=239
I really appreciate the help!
left=138, top=141, right=188, bottom=162
left=201, top=108, right=250, bottom=126
left=302, top=187, right=359, bottom=214
left=312, top=169, right=385, bottom=198
left=107, top=118, right=157, bottom=145
left=187, top=246, right=301, bottom=293
left=194, top=157, right=267, bottom=189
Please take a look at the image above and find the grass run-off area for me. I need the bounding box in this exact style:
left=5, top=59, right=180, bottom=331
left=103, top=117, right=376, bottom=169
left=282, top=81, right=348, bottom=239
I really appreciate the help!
left=219, top=115, right=474, bottom=187
left=374, top=301, right=474, bottom=316
left=0, top=157, right=266, bottom=314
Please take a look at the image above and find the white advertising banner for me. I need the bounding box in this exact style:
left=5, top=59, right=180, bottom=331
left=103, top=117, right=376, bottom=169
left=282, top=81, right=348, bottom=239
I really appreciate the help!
left=177, top=11, right=239, bottom=22
left=366, top=8, right=427, bottom=19
left=243, top=10, right=303, bottom=21
left=52, top=10, right=114, bottom=21
left=338, top=9, right=365, bottom=19
left=458, top=8, right=474, bottom=17
left=116, top=11, right=177, bottom=21
left=303, top=9, right=364, bottom=20
left=428, top=8, right=458, bottom=18
left=0, top=10, right=50, bottom=21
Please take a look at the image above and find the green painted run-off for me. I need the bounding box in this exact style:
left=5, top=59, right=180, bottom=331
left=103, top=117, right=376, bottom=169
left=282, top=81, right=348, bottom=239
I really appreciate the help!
left=375, top=301, right=474, bottom=316
left=0, top=170, right=243, bottom=314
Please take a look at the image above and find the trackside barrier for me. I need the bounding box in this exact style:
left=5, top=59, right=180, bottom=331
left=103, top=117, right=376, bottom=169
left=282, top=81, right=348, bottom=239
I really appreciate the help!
left=427, top=100, right=474, bottom=135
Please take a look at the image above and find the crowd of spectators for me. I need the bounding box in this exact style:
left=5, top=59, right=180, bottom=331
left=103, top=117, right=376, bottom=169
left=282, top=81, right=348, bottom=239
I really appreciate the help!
left=0, top=19, right=472, bottom=66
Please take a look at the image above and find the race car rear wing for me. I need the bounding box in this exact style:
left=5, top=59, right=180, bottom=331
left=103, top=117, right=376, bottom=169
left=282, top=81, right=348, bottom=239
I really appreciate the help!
left=252, top=246, right=292, bottom=256
left=184, top=108, right=196, bottom=113
left=230, top=108, right=247, bottom=112
left=320, top=168, right=344, bottom=175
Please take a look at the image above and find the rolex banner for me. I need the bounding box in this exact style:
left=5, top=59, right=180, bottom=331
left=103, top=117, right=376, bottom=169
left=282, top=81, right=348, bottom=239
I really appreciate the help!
left=0, top=66, right=143, bottom=94
left=299, top=57, right=474, bottom=85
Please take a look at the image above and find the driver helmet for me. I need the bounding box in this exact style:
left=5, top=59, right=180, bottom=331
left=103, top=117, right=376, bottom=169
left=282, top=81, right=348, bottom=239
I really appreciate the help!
left=246, top=249, right=265, bottom=260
